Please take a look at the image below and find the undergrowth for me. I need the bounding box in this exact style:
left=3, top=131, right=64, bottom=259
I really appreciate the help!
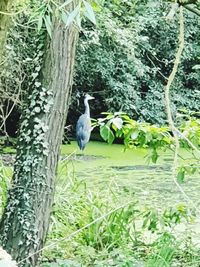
left=0, top=146, right=200, bottom=266
left=40, top=159, right=200, bottom=267
left=0, top=160, right=12, bottom=215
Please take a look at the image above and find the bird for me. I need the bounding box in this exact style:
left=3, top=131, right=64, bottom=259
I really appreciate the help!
left=76, top=94, right=95, bottom=150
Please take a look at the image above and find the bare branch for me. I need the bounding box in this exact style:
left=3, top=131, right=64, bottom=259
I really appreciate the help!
left=165, top=7, right=185, bottom=126
left=166, top=3, right=179, bottom=20
left=184, top=4, right=200, bottom=16
left=166, top=0, right=200, bottom=16
left=164, top=6, right=200, bottom=213
left=171, top=0, right=199, bottom=4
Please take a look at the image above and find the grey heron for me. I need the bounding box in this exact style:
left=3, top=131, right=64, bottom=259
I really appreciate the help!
left=76, top=94, right=95, bottom=150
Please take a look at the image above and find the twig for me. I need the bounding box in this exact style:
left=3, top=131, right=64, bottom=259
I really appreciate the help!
left=146, top=54, right=168, bottom=80
left=0, top=6, right=26, bottom=16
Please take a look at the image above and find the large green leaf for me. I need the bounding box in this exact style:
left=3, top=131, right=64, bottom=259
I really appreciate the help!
left=44, top=15, right=52, bottom=38
left=192, top=64, right=200, bottom=70
left=100, top=125, right=115, bottom=144
left=100, top=125, right=110, bottom=141
left=83, top=0, right=96, bottom=25
left=65, top=5, right=80, bottom=27
left=131, top=130, right=139, bottom=140
left=151, top=149, right=158, bottom=163
left=37, top=14, right=43, bottom=32
left=111, top=117, right=123, bottom=129
left=108, top=129, right=115, bottom=144
left=177, top=169, right=185, bottom=183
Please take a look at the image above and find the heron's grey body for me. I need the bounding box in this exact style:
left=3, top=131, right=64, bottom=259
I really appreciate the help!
left=76, top=94, right=94, bottom=150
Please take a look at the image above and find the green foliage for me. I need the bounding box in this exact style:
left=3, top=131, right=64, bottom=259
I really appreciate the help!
left=34, top=0, right=98, bottom=37
left=0, top=0, right=47, bottom=137
left=45, top=175, right=139, bottom=261
left=0, top=163, right=11, bottom=215
left=0, top=1, right=200, bottom=266
left=69, top=0, right=200, bottom=126
left=177, top=167, right=186, bottom=183
left=1, top=141, right=200, bottom=267
left=2, top=0, right=200, bottom=131
left=40, top=259, right=81, bottom=267
left=145, top=233, right=175, bottom=267
left=95, top=112, right=173, bottom=163
left=95, top=110, right=200, bottom=197
left=77, top=201, right=138, bottom=250
left=41, top=163, right=198, bottom=267
left=95, top=112, right=200, bottom=171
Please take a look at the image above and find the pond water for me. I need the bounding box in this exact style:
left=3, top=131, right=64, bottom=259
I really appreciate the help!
left=60, top=141, right=200, bottom=209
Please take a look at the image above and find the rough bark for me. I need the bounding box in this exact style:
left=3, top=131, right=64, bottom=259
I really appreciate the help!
left=0, top=1, right=79, bottom=266
left=0, top=0, right=13, bottom=59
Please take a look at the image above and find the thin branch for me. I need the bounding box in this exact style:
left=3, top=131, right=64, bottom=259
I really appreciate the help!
left=184, top=4, right=200, bottom=16
left=166, top=1, right=200, bottom=16
left=164, top=6, right=200, bottom=213
left=166, top=3, right=179, bottom=20
left=172, top=0, right=199, bottom=5
left=0, top=7, right=26, bottom=16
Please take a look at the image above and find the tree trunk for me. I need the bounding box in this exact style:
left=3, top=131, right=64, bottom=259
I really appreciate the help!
left=0, top=0, right=13, bottom=59
left=0, top=1, right=79, bottom=266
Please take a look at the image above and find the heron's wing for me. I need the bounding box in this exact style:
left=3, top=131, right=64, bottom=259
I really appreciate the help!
left=76, top=114, right=91, bottom=143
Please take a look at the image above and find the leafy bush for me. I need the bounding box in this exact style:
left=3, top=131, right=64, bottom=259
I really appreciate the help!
left=0, top=1, right=46, bottom=136
left=69, top=0, right=200, bottom=126
left=1, top=1, right=199, bottom=132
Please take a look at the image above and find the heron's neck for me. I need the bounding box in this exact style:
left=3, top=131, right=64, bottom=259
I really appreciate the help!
left=84, top=99, right=90, bottom=117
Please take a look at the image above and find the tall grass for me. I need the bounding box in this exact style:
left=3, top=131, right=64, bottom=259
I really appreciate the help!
left=0, top=160, right=11, bottom=215
left=40, top=158, right=200, bottom=267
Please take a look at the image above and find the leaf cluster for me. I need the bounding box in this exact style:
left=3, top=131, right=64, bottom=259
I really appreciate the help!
left=69, top=0, right=200, bottom=126
left=95, top=112, right=172, bottom=162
